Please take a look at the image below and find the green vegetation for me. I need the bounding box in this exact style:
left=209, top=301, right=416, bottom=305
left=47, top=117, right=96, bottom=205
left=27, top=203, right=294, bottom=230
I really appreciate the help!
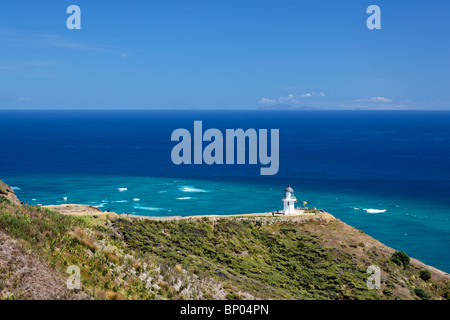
left=391, top=251, right=410, bottom=269
left=414, top=288, right=429, bottom=300
left=419, top=270, right=431, bottom=282
left=303, top=209, right=321, bottom=214
left=0, top=195, right=448, bottom=300
left=114, top=218, right=380, bottom=300
left=444, top=285, right=450, bottom=300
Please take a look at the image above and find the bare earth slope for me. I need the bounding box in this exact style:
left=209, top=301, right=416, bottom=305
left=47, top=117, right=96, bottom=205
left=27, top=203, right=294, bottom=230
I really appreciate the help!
left=0, top=230, right=87, bottom=300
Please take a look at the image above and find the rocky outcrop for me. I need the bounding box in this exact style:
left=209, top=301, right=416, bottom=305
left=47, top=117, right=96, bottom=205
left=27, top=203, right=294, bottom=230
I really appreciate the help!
left=0, top=179, right=21, bottom=205
left=44, top=204, right=113, bottom=216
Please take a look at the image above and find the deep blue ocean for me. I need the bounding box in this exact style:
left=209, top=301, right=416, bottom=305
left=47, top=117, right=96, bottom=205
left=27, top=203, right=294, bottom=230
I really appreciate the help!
left=0, top=110, right=449, bottom=272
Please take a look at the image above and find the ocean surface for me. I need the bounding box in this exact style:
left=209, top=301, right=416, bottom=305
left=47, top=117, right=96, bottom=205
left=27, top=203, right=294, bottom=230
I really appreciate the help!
left=0, top=110, right=449, bottom=272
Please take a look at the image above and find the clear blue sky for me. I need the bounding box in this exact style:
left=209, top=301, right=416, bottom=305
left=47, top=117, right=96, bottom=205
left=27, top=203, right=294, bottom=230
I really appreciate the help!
left=0, top=0, right=449, bottom=110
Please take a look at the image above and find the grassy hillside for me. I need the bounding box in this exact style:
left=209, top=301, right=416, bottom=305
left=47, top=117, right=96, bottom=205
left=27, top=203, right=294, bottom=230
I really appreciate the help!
left=0, top=196, right=449, bottom=300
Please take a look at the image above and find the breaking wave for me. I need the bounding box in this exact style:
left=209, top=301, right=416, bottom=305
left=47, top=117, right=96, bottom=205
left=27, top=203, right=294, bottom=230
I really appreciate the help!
left=364, top=209, right=387, bottom=214
left=179, top=186, right=208, bottom=193
left=134, top=206, right=164, bottom=211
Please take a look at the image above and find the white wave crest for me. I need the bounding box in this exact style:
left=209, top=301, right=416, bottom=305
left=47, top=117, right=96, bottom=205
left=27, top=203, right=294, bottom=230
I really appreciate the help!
left=11, top=187, right=21, bottom=191
left=364, top=209, right=387, bottom=214
left=176, top=197, right=192, bottom=200
left=134, top=206, right=164, bottom=211
left=133, top=198, right=140, bottom=201
left=179, top=186, right=207, bottom=193
left=117, top=188, right=128, bottom=192
left=112, top=200, right=128, bottom=203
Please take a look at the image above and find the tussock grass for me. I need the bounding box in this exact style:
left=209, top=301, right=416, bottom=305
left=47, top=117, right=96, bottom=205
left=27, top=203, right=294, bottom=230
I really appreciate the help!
left=69, top=227, right=98, bottom=251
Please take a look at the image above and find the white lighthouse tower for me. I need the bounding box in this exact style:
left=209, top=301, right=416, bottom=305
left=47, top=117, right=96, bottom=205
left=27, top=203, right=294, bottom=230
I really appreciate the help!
left=282, top=185, right=298, bottom=215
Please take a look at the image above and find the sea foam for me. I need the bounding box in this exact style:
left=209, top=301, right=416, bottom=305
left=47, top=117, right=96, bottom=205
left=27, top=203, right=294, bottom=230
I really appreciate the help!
left=117, top=188, right=128, bottom=192
left=364, top=209, right=387, bottom=214
left=134, top=206, right=164, bottom=211
left=179, top=186, right=208, bottom=193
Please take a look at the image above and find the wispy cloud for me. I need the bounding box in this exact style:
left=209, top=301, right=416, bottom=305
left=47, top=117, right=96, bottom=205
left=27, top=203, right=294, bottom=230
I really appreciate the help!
left=357, top=97, right=393, bottom=103
left=17, top=97, right=33, bottom=103
left=0, top=29, right=127, bottom=55
left=259, top=97, right=277, bottom=104
left=259, top=92, right=325, bottom=104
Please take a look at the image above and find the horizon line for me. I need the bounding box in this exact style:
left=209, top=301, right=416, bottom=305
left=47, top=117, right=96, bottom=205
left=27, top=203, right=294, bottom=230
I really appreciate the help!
left=1, top=109, right=450, bottom=112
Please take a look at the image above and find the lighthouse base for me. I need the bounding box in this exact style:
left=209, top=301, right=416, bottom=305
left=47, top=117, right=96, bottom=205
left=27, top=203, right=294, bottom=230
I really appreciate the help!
left=283, top=209, right=305, bottom=215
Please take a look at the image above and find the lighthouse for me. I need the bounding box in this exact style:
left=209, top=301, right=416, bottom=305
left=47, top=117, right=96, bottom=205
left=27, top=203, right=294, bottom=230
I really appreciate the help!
left=282, top=185, right=298, bottom=215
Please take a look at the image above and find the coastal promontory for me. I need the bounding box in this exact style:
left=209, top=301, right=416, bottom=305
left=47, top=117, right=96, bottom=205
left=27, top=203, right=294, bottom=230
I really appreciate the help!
left=0, top=178, right=449, bottom=300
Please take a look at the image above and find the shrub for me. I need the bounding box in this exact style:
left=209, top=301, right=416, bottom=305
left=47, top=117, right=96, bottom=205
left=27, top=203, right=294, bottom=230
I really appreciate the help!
left=444, top=286, right=450, bottom=300
left=103, top=249, right=119, bottom=263
left=174, top=264, right=183, bottom=274
left=133, top=260, right=142, bottom=271
left=419, top=270, right=431, bottom=282
left=0, top=197, right=11, bottom=205
left=391, top=251, right=410, bottom=269
left=106, top=291, right=123, bottom=300
left=69, top=227, right=98, bottom=251
left=383, top=288, right=393, bottom=297
left=226, top=293, right=241, bottom=300
left=414, top=288, right=429, bottom=300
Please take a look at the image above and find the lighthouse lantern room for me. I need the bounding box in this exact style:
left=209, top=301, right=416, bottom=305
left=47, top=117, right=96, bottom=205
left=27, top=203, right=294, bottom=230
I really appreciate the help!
left=282, top=185, right=297, bottom=215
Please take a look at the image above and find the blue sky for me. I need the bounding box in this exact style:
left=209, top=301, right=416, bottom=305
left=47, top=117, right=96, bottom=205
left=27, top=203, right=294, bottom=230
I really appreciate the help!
left=0, top=0, right=449, bottom=110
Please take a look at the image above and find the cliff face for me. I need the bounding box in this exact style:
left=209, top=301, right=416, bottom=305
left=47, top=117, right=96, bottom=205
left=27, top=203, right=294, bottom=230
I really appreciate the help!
left=0, top=179, right=20, bottom=205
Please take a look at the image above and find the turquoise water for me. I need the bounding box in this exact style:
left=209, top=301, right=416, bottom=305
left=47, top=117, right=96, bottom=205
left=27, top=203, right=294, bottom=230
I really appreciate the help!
left=1, top=110, right=449, bottom=272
